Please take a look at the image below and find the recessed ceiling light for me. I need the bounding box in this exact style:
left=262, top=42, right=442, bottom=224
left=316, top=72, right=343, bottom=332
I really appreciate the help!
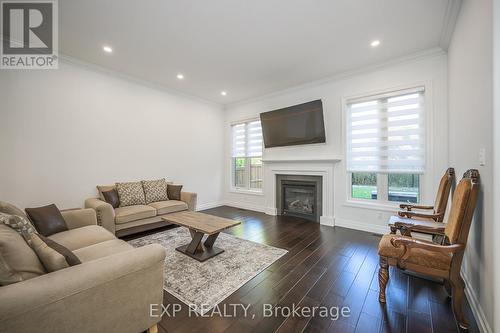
left=103, top=45, right=113, bottom=53
left=370, top=40, right=381, bottom=47
left=176, top=73, right=184, bottom=80
left=220, top=91, right=227, bottom=96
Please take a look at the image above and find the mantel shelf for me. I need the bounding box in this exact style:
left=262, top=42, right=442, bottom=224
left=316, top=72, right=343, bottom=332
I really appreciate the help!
left=262, top=156, right=342, bottom=163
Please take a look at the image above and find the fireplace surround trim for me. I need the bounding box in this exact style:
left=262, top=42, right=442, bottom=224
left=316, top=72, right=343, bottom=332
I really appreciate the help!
left=264, top=161, right=338, bottom=226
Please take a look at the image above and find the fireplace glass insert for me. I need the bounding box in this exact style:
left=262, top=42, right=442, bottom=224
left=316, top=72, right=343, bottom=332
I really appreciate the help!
left=282, top=181, right=317, bottom=220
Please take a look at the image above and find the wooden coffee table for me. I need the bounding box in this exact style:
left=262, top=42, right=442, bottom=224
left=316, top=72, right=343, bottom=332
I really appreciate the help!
left=161, top=211, right=241, bottom=262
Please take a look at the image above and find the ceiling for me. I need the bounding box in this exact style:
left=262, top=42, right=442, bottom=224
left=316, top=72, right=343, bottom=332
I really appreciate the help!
left=59, top=0, right=456, bottom=105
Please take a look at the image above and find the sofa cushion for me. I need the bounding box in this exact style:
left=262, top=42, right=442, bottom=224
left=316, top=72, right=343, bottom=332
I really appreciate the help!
left=148, top=200, right=188, bottom=215
left=142, top=178, right=169, bottom=204
left=48, top=225, right=115, bottom=251
left=25, top=204, right=68, bottom=237
left=0, top=224, right=46, bottom=285
left=114, top=205, right=156, bottom=224
left=73, top=239, right=133, bottom=262
left=116, top=181, right=146, bottom=207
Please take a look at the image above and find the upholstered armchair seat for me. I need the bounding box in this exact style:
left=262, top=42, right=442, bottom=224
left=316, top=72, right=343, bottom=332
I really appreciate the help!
left=387, top=215, right=446, bottom=236
left=378, top=234, right=452, bottom=270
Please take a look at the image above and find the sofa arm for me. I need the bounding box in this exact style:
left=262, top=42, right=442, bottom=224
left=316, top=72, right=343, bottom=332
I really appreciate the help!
left=0, top=244, right=166, bottom=333
left=61, top=208, right=97, bottom=229
left=180, top=191, right=197, bottom=211
left=84, top=198, right=116, bottom=234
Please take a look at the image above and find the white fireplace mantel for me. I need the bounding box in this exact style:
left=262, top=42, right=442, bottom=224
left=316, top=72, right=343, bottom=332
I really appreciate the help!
left=263, top=157, right=342, bottom=227
left=262, top=156, right=342, bottom=163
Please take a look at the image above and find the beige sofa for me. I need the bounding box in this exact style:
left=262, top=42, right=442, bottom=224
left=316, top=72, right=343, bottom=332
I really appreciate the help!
left=0, top=204, right=165, bottom=333
left=85, top=185, right=197, bottom=237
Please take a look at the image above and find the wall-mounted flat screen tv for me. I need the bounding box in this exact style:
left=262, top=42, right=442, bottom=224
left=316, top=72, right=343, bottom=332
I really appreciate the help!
left=260, top=100, right=326, bottom=148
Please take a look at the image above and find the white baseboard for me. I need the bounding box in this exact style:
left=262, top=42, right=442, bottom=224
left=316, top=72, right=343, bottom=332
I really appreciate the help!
left=221, top=200, right=267, bottom=213
left=334, top=217, right=388, bottom=235
left=265, top=207, right=277, bottom=215
left=462, top=272, right=492, bottom=333
left=320, top=216, right=334, bottom=226
left=196, top=202, right=224, bottom=211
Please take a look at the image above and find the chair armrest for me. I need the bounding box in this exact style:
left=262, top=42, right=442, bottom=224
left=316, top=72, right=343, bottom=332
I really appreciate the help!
left=393, top=220, right=446, bottom=235
left=180, top=191, right=197, bottom=211
left=390, top=236, right=463, bottom=262
left=84, top=198, right=116, bottom=234
left=60, top=208, right=97, bottom=229
left=399, top=203, right=434, bottom=211
left=398, top=210, right=442, bottom=221
left=0, top=244, right=166, bottom=333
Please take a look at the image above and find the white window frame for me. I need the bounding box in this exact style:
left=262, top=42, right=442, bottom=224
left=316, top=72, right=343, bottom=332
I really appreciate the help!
left=347, top=172, right=422, bottom=205
left=344, top=85, right=427, bottom=206
left=230, top=118, right=264, bottom=194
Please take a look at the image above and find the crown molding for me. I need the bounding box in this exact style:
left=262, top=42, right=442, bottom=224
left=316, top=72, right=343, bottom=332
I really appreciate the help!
left=439, top=0, right=463, bottom=50
left=225, top=47, right=446, bottom=108
left=57, top=54, right=222, bottom=108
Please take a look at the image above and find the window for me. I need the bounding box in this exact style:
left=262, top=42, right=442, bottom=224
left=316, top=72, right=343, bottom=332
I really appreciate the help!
left=231, top=120, right=263, bottom=191
left=346, top=87, right=425, bottom=203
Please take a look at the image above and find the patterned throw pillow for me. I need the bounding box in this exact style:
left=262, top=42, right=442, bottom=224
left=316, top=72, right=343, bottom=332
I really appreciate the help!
left=0, top=212, right=36, bottom=236
left=142, top=178, right=169, bottom=204
left=116, top=181, right=146, bottom=207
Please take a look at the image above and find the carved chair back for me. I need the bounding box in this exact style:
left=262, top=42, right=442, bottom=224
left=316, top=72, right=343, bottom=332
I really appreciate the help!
left=444, top=169, right=480, bottom=246
left=433, top=167, right=455, bottom=220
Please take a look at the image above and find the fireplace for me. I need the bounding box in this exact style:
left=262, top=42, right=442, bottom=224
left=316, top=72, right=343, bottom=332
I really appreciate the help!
left=276, top=175, right=322, bottom=222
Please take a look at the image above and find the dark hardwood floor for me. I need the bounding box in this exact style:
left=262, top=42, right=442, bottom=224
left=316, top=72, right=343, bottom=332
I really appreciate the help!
left=126, top=206, right=479, bottom=333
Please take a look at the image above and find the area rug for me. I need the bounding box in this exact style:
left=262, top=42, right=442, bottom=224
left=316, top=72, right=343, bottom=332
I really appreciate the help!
left=127, top=227, right=287, bottom=314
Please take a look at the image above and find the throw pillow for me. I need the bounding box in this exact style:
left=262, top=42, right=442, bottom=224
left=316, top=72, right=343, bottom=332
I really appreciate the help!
left=0, top=212, right=36, bottom=236
left=102, top=189, right=120, bottom=208
left=0, top=224, right=46, bottom=285
left=26, top=233, right=81, bottom=272
left=167, top=184, right=183, bottom=201
left=116, top=181, right=146, bottom=207
left=0, top=201, right=29, bottom=219
left=40, top=235, right=81, bottom=266
left=97, top=185, right=116, bottom=201
left=142, top=178, right=169, bottom=204
left=25, top=204, right=68, bottom=237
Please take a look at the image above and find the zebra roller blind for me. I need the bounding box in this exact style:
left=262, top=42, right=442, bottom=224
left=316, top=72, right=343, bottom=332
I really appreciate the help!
left=346, top=87, right=425, bottom=173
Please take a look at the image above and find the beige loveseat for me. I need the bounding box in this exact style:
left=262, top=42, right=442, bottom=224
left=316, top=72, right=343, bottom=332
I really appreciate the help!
left=0, top=203, right=165, bottom=333
left=85, top=185, right=197, bottom=237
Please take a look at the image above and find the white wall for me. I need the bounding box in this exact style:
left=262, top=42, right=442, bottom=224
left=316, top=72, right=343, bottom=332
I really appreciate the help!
left=494, top=0, right=500, bottom=329
left=448, top=0, right=494, bottom=331
left=222, top=52, right=449, bottom=234
left=0, top=60, right=225, bottom=210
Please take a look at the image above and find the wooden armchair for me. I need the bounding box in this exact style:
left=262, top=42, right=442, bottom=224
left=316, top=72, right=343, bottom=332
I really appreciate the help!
left=378, top=169, right=480, bottom=331
left=389, top=167, right=455, bottom=237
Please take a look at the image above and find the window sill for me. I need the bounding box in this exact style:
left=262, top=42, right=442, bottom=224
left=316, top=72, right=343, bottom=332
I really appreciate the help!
left=342, top=200, right=400, bottom=213
left=229, top=189, right=264, bottom=196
